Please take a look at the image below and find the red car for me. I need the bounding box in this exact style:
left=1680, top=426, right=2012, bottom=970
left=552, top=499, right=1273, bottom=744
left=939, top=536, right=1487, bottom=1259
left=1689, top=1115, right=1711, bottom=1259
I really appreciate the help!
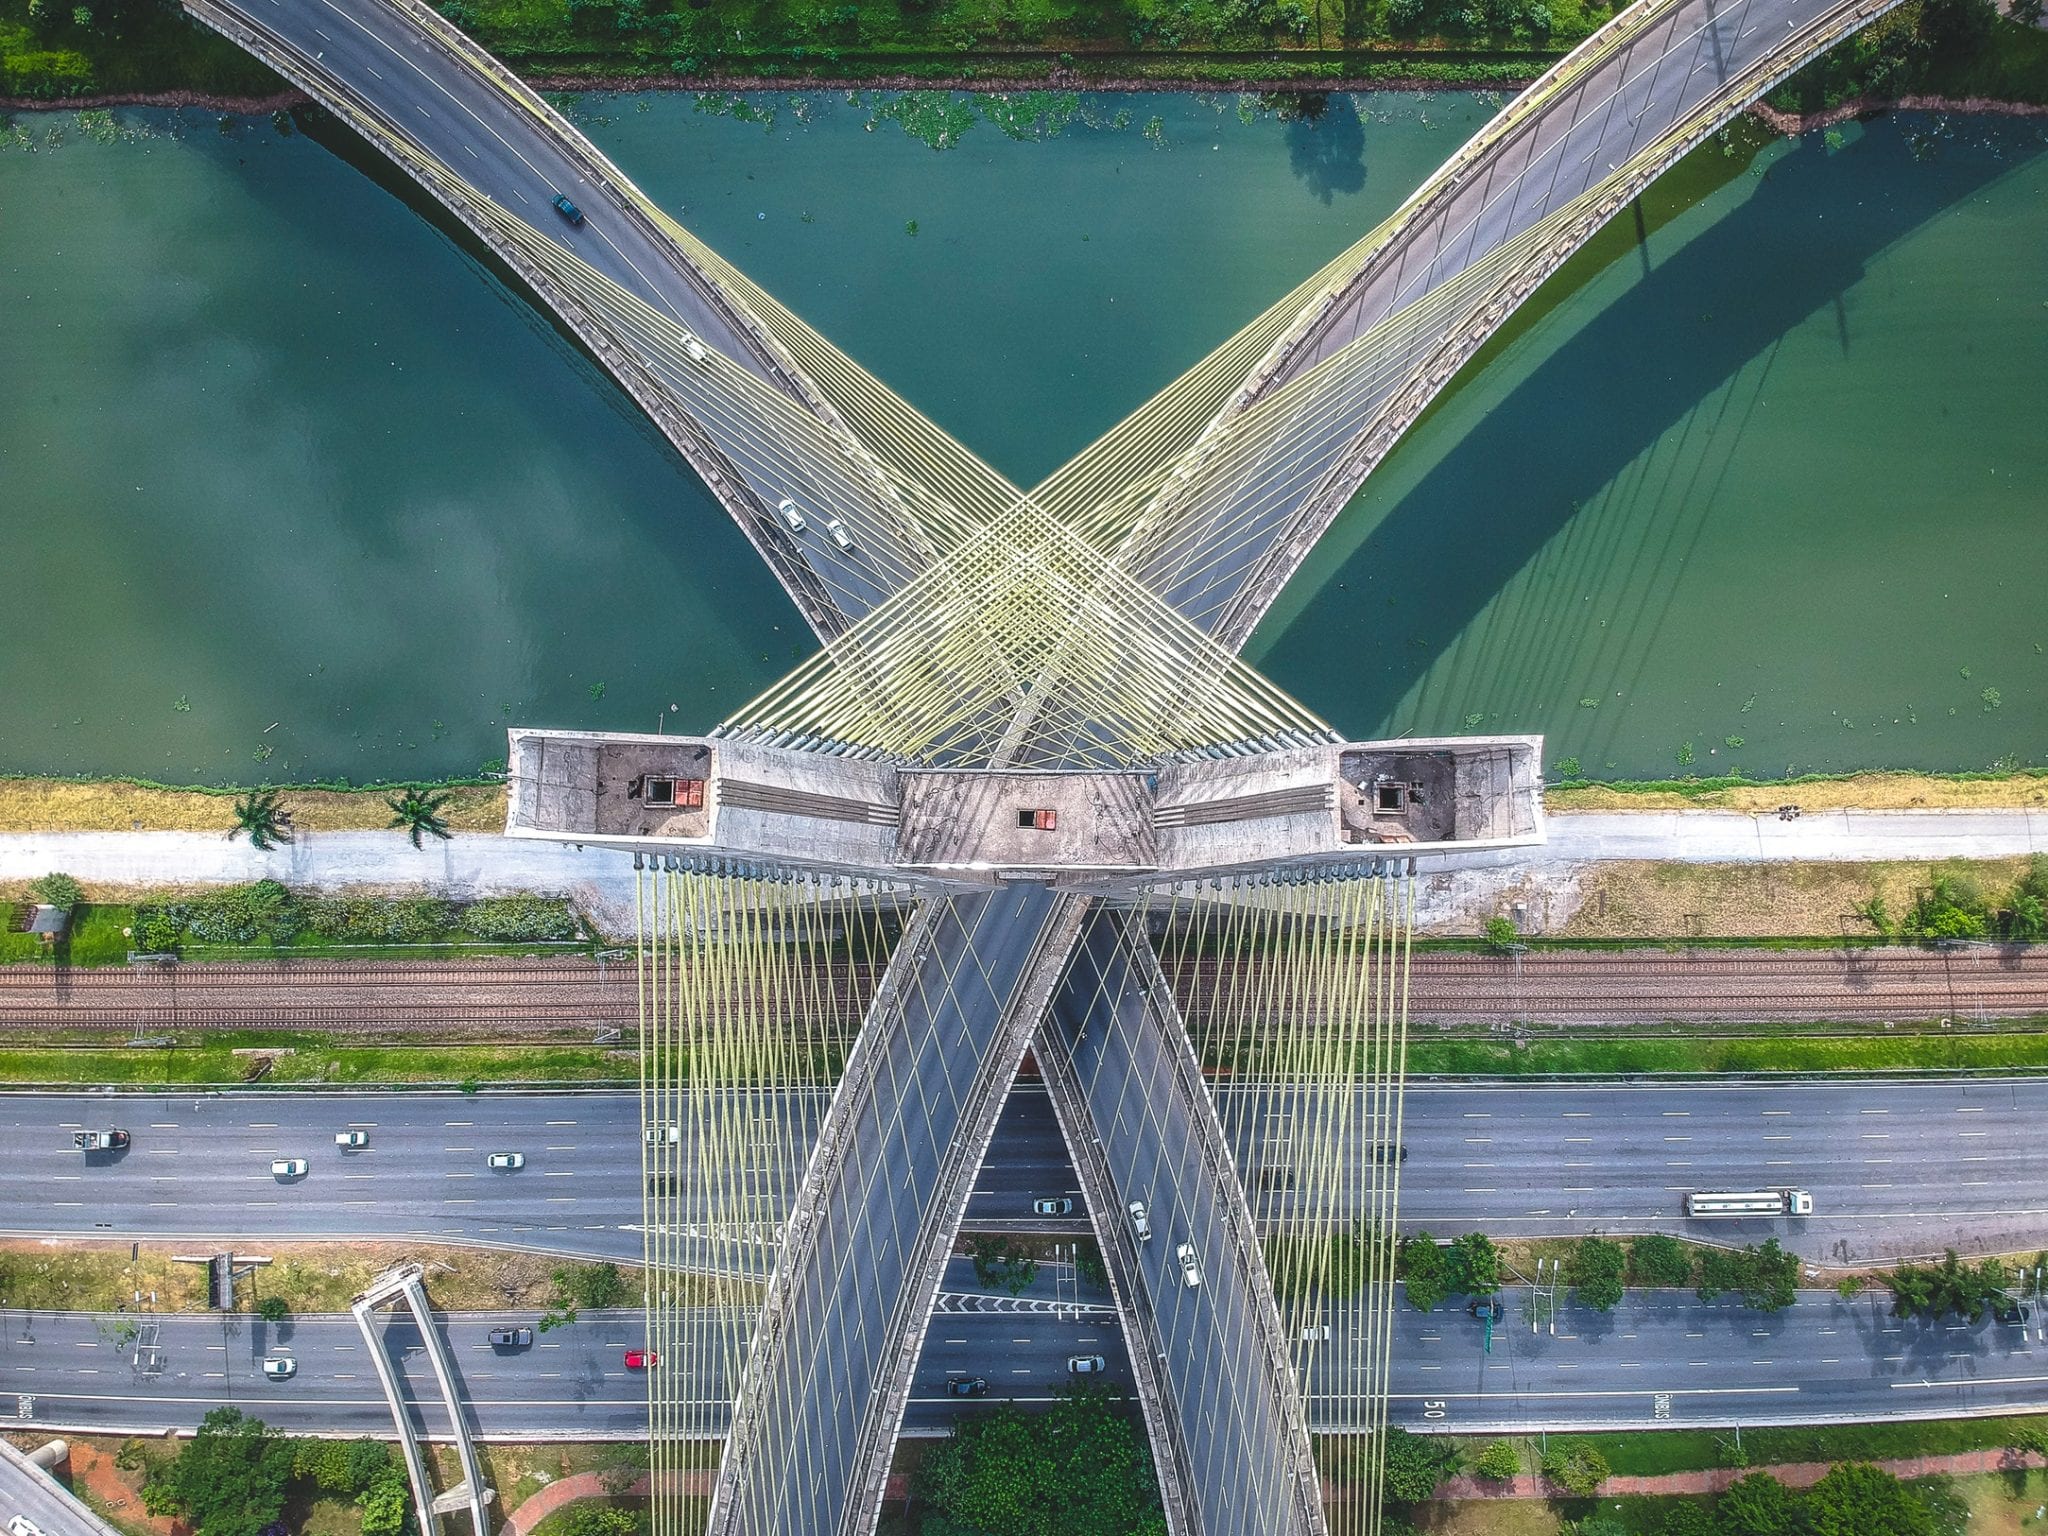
left=625, top=1350, right=660, bottom=1369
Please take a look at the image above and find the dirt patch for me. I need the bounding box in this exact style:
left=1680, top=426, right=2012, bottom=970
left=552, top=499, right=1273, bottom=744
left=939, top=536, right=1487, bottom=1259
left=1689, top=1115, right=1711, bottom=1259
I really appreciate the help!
left=1548, top=771, right=2048, bottom=813
left=1552, top=857, right=2036, bottom=939
left=0, top=779, right=507, bottom=838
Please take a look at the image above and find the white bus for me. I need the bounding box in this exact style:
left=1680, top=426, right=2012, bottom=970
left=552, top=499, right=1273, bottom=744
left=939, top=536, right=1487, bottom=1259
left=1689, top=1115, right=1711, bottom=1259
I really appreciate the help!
left=1685, top=1189, right=1814, bottom=1218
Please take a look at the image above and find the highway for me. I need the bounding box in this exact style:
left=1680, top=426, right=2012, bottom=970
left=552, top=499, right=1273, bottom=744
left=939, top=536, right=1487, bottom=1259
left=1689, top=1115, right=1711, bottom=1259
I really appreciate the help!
left=7, top=1079, right=2048, bottom=1265
left=4, top=1281, right=2045, bottom=1441
left=1043, top=913, right=1319, bottom=1535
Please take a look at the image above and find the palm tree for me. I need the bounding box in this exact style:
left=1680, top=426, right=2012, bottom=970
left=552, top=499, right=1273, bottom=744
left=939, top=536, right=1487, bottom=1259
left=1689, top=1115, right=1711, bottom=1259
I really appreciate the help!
left=228, top=789, right=293, bottom=852
left=387, top=787, right=454, bottom=849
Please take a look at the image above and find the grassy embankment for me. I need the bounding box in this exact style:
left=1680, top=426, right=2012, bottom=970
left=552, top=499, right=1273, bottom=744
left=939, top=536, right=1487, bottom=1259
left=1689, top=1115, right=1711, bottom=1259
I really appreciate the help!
left=5, top=0, right=2045, bottom=104
left=0, top=1033, right=636, bottom=1083
left=0, top=1238, right=721, bottom=1313
left=1479, top=1415, right=2048, bottom=1476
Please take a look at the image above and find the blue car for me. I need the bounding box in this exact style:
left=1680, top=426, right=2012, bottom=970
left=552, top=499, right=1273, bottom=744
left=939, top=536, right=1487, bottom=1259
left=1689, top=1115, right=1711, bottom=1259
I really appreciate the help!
left=551, top=194, right=584, bottom=227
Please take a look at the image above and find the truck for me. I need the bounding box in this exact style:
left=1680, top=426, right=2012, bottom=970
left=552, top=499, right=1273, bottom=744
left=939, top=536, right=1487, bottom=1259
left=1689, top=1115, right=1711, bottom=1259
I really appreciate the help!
left=73, top=1129, right=129, bottom=1152
left=1685, top=1188, right=1813, bottom=1218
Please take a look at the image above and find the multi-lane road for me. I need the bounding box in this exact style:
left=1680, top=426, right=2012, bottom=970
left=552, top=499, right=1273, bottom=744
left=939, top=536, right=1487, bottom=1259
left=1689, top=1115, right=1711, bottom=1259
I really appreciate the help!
left=4, top=1280, right=2045, bottom=1442
left=9, top=1080, right=2046, bottom=1264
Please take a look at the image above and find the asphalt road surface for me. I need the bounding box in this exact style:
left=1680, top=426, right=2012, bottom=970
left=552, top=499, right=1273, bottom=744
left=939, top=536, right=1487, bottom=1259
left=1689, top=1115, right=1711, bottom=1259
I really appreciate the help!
left=5, top=1281, right=2045, bottom=1441
left=7, top=1079, right=2047, bottom=1264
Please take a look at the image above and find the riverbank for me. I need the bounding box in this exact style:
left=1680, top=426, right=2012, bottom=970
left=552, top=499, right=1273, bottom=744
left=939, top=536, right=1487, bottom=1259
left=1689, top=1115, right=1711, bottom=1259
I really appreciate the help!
left=5, top=0, right=2046, bottom=105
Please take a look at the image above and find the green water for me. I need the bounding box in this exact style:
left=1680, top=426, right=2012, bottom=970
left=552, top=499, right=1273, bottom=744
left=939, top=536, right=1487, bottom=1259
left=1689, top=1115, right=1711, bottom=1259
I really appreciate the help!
left=1, top=96, right=2043, bottom=782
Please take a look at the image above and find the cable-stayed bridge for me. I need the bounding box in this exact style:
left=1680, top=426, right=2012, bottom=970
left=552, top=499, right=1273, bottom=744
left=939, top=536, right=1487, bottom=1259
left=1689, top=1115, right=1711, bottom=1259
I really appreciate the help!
left=181, top=0, right=1909, bottom=1529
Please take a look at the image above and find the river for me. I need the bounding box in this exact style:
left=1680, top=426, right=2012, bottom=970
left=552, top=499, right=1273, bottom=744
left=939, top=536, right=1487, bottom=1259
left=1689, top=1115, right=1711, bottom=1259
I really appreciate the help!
left=2, top=93, right=2043, bottom=782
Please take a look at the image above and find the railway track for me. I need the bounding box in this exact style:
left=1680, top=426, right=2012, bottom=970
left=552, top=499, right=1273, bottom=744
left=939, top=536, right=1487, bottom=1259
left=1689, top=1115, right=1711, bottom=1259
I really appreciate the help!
left=1, top=948, right=2041, bottom=1034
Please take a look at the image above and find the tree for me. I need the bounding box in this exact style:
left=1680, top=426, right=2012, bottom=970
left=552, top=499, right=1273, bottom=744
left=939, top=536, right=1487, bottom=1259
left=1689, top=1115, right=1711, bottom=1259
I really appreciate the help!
left=1473, top=1440, right=1520, bottom=1481
left=139, top=1407, right=294, bottom=1536
left=1889, top=1249, right=2010, bottom=1322
left=1450, top=1232, right=1501, bottom=1296
left=228, top=789, right=293, bottom=852
left=1565, top=1237, right=1627, bottom=1312
left=970, top=1235, right=1038, bottom=1296
left=1399, top=1233, right=1452, bottom=1312
left=1538, top=1441, right=1609, bottom=1496
left=1697, top=1239, right=1799, bottom=1313
left=386, top=787, right=455, bottom=848
left=26, top=872, right=83, bottom=909
left=255, top=1296, right=289, bottom=1323
left=1718, top=1472, right=1801, bottom=1536
left=1483, top=915, right=1519, bottom=952
left=1804, top=1463, right=1933, bottom=1536
left=1631, top=1234, right=1695, bottom=1288
left=913, top=1386, right=1164, bottom=1535
left=1381, top=1426, right=1461, bottom=1503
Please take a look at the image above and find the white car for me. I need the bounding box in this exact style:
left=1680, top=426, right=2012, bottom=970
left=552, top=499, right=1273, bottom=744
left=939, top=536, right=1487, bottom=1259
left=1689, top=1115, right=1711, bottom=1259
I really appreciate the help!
left=645, top=1125, right=681, bottom=1145
left=776, top=498, right=807, bottom=533
left=270, top=1158, right=308, bottom=1180
left=262, top=1356, right=296, bottom=1381
left=1067, top=1355, right=1106, bottom=1374
left=334, top=1130, right=369, bottom=1149
left=1126, top=1201, right=1152, bottom=1242
left=1175, top=1242, right=1203, bottom=1289
left=11, top=1515, right=48, bottom=1536
left=824, top=515, right=854, bottom=551
left=487, top=1152, right=525, bottom=1171
left=682, top=333, right=709, bottom=365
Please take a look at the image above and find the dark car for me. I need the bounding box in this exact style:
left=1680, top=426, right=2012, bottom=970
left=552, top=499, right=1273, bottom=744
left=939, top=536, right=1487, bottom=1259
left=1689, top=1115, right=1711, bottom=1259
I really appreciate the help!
left=488, top=1327, right=534, bottom=1348
left=1468, top=1297, right=1505, bottom=1321
left=1994, top=1299, right=2032, bottom=1326
left=1371, top=1143, right=1408, bottom=1164
left=551, top=194, right=584, bottom=227
left=946, top=1377, right=988, bottom=1397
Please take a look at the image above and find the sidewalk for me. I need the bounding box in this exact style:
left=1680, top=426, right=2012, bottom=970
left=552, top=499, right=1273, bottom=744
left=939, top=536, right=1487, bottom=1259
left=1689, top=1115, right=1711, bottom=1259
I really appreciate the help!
left=1438, top=1445, right=2046, bottom=1500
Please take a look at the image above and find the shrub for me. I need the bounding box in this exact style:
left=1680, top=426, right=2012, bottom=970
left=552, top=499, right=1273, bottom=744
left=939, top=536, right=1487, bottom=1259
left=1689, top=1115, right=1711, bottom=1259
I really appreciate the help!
left=304, top=896, right=452, bottom=944
left=169, top=880, right=302, bottom=945
left=1473, top=1440, right=1520, bottom=1480
left=461, top=895, right=578, bottom=942
left=255, top=1297, right=288, bottom=1323
left=1482, top=915, right=1518, bottom=951
left=132, top=909, right=183, bottom=953
left=1630, top=1233, right=1695, bottom=1288
left=27, top=873, right=83, bottom=909
left=1660, top=1504, right=1717, bottom=1536
left=1539, top=1441, right=1609, bottom=1496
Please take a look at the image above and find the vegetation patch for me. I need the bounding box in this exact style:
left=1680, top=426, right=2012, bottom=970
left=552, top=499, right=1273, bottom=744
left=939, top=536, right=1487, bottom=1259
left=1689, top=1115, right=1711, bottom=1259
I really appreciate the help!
left=912, top=1384, right=1164, bottom=1535
left=0, top=1035, right=636, bottom=1085
left=0, top=774, right=506, bottom=835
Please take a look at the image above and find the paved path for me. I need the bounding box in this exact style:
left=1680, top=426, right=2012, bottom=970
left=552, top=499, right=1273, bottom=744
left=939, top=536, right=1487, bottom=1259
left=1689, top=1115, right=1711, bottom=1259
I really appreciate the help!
left=1438, top=1445, right=2047, bottom=1499
left=0, top=810, right=2039, bottom=937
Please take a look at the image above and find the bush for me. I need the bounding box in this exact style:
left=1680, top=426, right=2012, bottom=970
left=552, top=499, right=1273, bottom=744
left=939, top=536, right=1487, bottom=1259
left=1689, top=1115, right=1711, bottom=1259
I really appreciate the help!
left=1482, top=915, right=1518, bottom=951
left=1539, top=1441, right=1609, bottom=1496
left=914, top=1386, right=1163, bottom=1533
left=556, top=1262, right=628, bottom=1310
left=26, top=873, right=83, bottom=909
left=303, top=896, right=453, bottom=944
left=255, top=1296, right=288, bottom=1323
left=148, top=880, right=303, bottom=946
left=1631, top=1233, right=1695, bottom=1288
left=132, top=908, right=182, bottom=953
left=461, top=895, right=578, bottom=942
left=1473, top=1440, right=1520, bottom=1480
left=1659, top=1504, right=1717, bottom=1536
left=1565, top=1236, right=1626, bottom=1311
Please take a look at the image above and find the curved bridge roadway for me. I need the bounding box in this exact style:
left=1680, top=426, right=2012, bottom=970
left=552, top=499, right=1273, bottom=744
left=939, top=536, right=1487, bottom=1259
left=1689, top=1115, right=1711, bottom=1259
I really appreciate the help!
left=182, top=0, right=922, bottom=635
left=1121, top=0, right=1906, bottom=647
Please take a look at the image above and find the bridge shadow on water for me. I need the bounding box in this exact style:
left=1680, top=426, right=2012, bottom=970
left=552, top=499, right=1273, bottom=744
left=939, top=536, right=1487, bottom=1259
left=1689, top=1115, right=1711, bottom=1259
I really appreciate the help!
left=1252, top=115, right=2043, bottom=748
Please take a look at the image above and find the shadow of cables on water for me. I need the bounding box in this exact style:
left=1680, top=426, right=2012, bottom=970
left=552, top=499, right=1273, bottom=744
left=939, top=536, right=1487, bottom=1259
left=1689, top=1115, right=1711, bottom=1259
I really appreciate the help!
left=1280, top=93, right=1369, bottom=203
left=1254, top=116, right=2040, bottom=733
